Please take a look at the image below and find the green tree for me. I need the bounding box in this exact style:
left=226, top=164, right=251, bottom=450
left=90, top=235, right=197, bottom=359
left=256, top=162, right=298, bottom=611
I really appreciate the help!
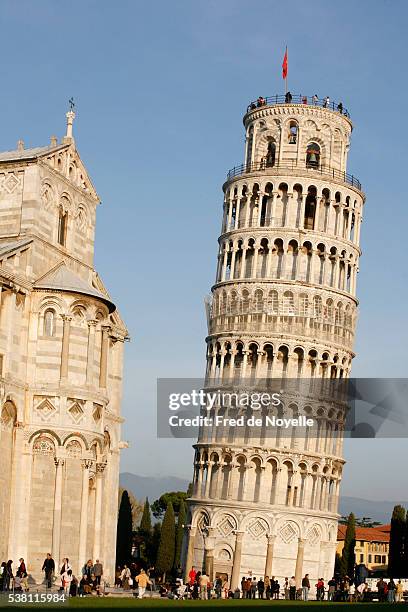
left=334, top=552, right=342, bottom=576
left=156, top=502, right=176, bottom=579
left=118, top=487, right=143, bottom=527
left=140, top=498, right=152, bottom=536
left=116, top=490, right=133, bottom=566
left=151, top=491, right=189, bottom=519
left=341, top=512, right=356, bottom=577
left=174, top=499, right=186, bottom=570
left=146, top=522, right=161, bottom=566
left=388, top=505, right=406, bottom=577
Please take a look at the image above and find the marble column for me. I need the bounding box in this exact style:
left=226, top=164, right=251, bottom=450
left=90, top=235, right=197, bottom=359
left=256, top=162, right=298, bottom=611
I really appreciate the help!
left=99, top=326, right=109, bottom=388
left=52, top=457, right=65, bottom=565
left=184, top=526, right=197, bottom=582
left=204, top=527, right=216, bottom=581
left=93, top=462, right=106, bottom=561
left=86, top=319, right=97, bottom=385
left=60, top=315, right=72, bottom=380
left=294, top=538, right=305, bottom=586
left=78, top=460, right=92, bottom=573
left=230, top=531, right=244, bottom=590
left=264, top=534, right=276, bottom=577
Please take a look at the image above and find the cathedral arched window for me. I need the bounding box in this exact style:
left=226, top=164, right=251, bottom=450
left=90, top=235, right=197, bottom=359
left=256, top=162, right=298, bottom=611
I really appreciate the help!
left=288, top=120, right=298, bottom=144
left=266, top=139, right=276, bottom=167
left=58, top=206, right=68, bottom=246
left=43, top=309, right=56, bottom=337
left=306, top=142, right=321, bottom=168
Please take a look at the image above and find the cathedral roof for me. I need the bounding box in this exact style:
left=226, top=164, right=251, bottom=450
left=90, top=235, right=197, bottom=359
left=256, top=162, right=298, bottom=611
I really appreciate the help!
left=0, top=143, right=68, bottom=162
left=0, top=238, right=32, bottom=257
left=34, top=261, right=115, bottom=312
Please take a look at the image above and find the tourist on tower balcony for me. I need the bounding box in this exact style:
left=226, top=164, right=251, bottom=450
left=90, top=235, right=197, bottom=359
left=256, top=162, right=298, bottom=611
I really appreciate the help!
left=285, top=91, right=293, bottom=103
left=312, top=94, right=319, bottom=104
left=323, top=96, right=330, bottom=108
left=302, top=573, right=310, bottom=600
left=337, top=102, right=344, bottom=114
left=302, top=96, right=308, bottom=104
left=42, top=553, right=55, bottom=589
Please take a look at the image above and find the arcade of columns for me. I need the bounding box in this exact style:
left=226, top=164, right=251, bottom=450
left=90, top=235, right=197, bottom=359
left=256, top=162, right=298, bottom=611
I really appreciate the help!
left=185, top=96, right=365, bottom=587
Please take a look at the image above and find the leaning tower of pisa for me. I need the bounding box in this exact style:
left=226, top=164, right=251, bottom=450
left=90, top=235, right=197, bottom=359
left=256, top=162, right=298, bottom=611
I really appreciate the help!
left=185, top=95, right=365, bottom=588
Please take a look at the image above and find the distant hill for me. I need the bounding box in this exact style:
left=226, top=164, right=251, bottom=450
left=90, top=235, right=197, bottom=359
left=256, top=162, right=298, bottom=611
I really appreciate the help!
left=120, top=472, right=403, bottom=524
left=339, top=496, right=408, bottom=524
left=120, top=472, right=190, bottom=502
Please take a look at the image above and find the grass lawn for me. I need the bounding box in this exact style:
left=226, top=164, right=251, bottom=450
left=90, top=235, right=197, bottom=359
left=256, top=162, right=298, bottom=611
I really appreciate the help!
left=0, top=598, right=400, bottom=610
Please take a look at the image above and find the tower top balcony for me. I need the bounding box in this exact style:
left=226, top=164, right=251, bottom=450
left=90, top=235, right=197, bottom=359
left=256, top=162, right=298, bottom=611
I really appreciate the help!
left=244, top=94, right=352, bottom=125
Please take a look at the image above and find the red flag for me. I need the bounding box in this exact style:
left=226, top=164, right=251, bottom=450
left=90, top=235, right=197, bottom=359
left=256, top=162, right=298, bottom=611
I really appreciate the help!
left=282, top=47, right=288, bottom=79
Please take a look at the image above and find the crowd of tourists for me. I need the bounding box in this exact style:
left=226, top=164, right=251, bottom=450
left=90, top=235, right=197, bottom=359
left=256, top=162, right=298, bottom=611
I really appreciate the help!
left=1, top=556, right=406, bottom=602
left=248, top=93, right=348, bottom=116
left=154, top=567, right=407, bottom=602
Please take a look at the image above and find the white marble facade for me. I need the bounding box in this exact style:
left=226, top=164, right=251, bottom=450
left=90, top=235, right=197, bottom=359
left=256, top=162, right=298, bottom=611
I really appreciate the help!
left=185, top=98, right=365, bottom=589
left=0, top=112, right=127, bottom=583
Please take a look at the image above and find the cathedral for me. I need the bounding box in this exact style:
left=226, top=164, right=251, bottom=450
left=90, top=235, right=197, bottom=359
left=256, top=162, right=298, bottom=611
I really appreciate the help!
left=0, top=110, right=127, bottom=583
left=185, top=94, right=365, bottom=587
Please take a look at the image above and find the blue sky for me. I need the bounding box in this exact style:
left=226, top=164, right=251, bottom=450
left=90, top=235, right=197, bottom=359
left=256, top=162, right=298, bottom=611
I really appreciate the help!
left=1, top=0, right=407, bottom=501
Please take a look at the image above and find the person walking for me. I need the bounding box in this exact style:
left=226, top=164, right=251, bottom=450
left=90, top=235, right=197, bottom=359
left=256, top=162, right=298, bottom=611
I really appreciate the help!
left=42, top=553, right=55, bottom=589
left=135, top=569, right=151, bottom=599
left=388, top=579, right=396, bottom=603
left=60, top=558, right=72, bottom=594
left=3, top=561, right=13, bottom=592
left=188, top=566, right=196, bottom=585
left=284, top=577, right=289, bottom=599
left=120, top=565, right=131, bottom=590
left=328, top=576, right=336, bottom=601
left=199, top=571, right=210, bottom=600
left=92, top=560, right=103, bottom=587
left=289, top=576, right=296, bottom=600
left=17, top=559, right=28, bottom=592
left=302, top=573, right=310, bottom=601
left=316, top=577, right=325, bottom=601
left=396, top=580, right=404, bottom=602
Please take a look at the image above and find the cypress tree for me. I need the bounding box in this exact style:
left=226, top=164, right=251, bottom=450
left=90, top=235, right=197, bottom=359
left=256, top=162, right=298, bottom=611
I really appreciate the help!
left=116, top=490, right=133, bottom=566
left=139, top=498, right=152, bottom=536
left=174, top=499, right=186, bottom=570
left=341, top=512, right=356, bottom=577
left=156, top=501, right=175, bottom=580
left=388, top=505, right=406, bottom=577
